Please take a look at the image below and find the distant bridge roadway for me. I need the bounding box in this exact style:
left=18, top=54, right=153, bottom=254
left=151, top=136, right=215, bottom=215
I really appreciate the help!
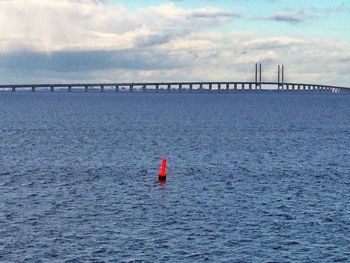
left=0, top=81, right=348, bottom=93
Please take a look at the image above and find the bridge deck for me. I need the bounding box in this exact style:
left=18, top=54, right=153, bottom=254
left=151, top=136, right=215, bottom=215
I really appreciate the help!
left=0, top=81, right=348, bottom=92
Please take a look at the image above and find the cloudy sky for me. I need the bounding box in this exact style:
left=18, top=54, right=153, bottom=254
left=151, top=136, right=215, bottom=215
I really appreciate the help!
left=0, top=0, right=349, bottom=85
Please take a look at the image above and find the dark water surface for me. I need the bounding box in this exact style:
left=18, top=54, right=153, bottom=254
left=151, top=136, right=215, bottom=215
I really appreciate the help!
left=1, top=92, right=350, bottom=262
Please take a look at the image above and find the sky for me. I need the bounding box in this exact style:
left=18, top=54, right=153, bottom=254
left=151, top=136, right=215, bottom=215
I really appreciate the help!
left=0, top=0, right=349, bottom=85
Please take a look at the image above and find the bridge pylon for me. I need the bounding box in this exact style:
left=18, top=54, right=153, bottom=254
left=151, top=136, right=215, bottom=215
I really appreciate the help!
left=255, top=63, right=262, bottom=89
left=278, top=65, right=284, bottom=90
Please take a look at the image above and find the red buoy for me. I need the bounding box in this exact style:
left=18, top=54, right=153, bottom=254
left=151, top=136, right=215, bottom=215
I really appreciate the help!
left=159, top=157, right=167, bottom=181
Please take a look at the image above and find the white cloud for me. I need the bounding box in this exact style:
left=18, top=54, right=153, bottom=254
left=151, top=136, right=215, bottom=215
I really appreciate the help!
left=0, top=0, right=349, bottom=87
left=0, top=0, right=238, bottom=52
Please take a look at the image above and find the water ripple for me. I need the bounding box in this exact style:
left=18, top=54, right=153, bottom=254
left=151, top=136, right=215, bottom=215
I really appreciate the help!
left=0, top=93, right=349, bottom=262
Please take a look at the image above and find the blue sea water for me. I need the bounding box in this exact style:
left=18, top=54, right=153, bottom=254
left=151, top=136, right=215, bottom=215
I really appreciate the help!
left=0, top=92, right=349, bottom=262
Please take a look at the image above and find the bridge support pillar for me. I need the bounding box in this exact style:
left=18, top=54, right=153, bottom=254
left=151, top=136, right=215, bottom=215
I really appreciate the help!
left=68, top=86, right=72, bottom=92
left=142, top=85, right=146, bottom=92
left=156, top=84, right=159, bottom=92
left=249, top=83, right=252, bottom=90
left=85, top=86, right=88, bottom=92
left=209, top=83, right=213, bottom=91
left=101, top=85, right=104, bottom=92
left=12, top=87, right=15, bottom=92
left=167, top=84, right=171, bottom=92
left=32, top=86, right=35, bottom=92
left=130, top=85, right=133, bottom=92
left=242, top=83, right=245, bottom=90
left=234, top=83, right=237, bottom=91
left=190, top=84, right=193, bottom=92
left=51, top=86, right=54, bottom=92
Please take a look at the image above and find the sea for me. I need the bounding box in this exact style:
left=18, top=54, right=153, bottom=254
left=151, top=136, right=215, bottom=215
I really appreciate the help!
left=0, top=92, right=349, bottom=262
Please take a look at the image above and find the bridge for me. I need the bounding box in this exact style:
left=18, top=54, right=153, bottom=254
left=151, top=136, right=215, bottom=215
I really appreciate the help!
left=0, top=64, right=349, bottom=93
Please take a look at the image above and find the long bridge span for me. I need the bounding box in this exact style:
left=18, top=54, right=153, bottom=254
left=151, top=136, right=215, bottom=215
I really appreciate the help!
left=1, top=64, right=349, bottom=93
left=0, top=81, right=349, bottom=93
